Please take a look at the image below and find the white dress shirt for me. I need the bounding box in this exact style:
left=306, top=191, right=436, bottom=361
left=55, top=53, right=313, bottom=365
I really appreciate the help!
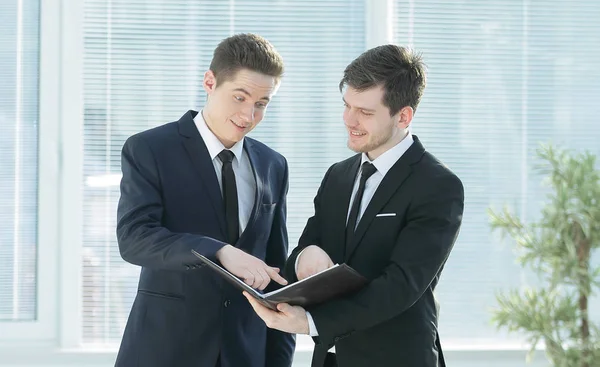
left=300, top=132, right=414, bottom=336
left=194, top=111, right=256, bottom=237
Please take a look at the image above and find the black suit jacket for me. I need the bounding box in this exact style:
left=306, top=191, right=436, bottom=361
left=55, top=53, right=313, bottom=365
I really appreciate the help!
left=284, top=136, right=463, bottom=367
left=115, top=110, right=295, bottom=367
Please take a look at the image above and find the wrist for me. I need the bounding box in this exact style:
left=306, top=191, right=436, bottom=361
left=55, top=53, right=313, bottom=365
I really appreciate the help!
left=299, top=245, right=316, bottom=258
left=216, top=244, right=232, bottom=260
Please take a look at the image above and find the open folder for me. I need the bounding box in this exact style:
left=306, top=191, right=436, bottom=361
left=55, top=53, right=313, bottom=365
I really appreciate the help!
left=191, top=249, right=368, bottom=310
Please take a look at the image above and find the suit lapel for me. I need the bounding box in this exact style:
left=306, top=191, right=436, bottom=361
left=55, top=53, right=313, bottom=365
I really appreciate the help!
left=336, top=157, right=361, bottom=261
left=178, top=111, right=227, bottom=237
left=344, top=137, right=425, bottom=262
left=239, top=139, right=264, bottom=244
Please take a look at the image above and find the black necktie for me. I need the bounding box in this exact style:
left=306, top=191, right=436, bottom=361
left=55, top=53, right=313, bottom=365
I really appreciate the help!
left=218, top=150, right=239, bottom=245
left=346, top=162, right=377, bottom=246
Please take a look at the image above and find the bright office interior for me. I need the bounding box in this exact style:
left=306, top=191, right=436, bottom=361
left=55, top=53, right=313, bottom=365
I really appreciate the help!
left=1, top=0, right=599, bottom=366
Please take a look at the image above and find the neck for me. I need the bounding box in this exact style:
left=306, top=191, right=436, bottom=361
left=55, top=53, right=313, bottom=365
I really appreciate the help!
left=201, top=108, right=236, bottom=148
left=367, top=129, right=408, bottom=161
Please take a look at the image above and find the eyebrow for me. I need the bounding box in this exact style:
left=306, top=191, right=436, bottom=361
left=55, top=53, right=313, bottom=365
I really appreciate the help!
left=233, top=88, right=270, bottom=102
left=342, top=97, right=375, bottom=112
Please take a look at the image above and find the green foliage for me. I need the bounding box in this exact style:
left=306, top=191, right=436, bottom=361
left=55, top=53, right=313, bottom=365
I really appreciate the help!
left=488, top=144, right=600, bottom=367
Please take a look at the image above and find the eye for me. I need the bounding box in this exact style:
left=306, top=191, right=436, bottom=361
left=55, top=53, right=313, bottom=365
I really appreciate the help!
left=343, top=103, right=349, bottom=108
left=361, top=110, right=374, bottom=116
left=255, top=102, right=267, bottom=109
left=234, top=95, right=244, bottom=102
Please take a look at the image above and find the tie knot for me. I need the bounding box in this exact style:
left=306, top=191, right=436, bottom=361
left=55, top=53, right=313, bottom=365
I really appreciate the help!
left=218, top=149, right=235, bottom=164
left=360, top=162, right=377, bottom=181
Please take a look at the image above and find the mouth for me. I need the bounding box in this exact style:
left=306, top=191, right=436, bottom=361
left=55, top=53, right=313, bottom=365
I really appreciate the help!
left=349, top=130, right=367, bottom=137
left=230, top=119, right=249, bottom=130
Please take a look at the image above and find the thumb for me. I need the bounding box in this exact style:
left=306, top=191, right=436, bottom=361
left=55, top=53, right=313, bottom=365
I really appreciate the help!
left=277, top=303, right=292, bottom=313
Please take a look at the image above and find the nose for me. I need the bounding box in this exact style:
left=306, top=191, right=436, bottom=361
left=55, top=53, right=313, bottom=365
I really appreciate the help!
left=343, top=108, right=359, bottom=128
left=239, top=106, right=255, bottom=123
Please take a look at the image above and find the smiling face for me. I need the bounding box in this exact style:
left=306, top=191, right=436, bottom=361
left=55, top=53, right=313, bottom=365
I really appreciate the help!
left=343, top=85, right=413, bottom=160
left=202, top=68, right=280, bottom=148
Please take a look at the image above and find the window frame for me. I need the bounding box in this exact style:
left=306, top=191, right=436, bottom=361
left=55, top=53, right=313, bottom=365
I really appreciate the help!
left=0, top=0, right=61, bottom=343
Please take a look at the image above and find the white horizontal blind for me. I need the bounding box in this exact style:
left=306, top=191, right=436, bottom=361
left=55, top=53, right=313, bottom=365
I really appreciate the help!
left=0, top=0, right=39, bottom=322
left=393, top=0, right=600, bottom=346
left=82, top=0, right=365, bottom=345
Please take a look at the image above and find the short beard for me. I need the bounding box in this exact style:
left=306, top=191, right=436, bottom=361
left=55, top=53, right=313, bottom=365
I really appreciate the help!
left=347, top=131, right=392, bottom=154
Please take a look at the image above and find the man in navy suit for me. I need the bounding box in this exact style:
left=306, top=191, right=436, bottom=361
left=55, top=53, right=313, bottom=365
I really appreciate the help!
left=115, top=33, right=296, bottom=367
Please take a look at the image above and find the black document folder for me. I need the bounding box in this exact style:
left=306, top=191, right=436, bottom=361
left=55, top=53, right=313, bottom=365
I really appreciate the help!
left=191, top=249, right=368, bottom=310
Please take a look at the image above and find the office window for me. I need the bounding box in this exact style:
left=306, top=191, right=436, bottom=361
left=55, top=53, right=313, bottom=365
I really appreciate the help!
left=0, top=0, right=40, bottom=322
left=81, top=0, right=364, bottom=344
left=393, top=0, right=600, bottom=346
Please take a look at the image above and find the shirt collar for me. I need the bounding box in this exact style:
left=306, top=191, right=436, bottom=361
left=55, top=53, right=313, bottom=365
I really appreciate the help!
left=361, top=132, right=414, bottom=177
left=193, top=110, right=244, bottom=161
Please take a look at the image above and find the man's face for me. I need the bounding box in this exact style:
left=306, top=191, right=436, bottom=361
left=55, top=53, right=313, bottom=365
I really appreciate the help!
left=342, top=85, right=411, bottom=160
left=203, top=68, right=280, bottom=148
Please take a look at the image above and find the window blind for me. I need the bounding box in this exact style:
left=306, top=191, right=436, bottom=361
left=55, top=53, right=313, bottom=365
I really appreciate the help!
left=393, top=0, right=600, bottom=346
left=82, top=0, right=365, bottom=345
left=0, top=0, right=39, bottom=322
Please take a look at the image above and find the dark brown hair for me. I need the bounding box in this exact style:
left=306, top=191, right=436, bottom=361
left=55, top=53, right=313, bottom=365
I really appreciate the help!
left=340, top=44, right=426, bottom=115
left=209, top=33, right=284, bottom=85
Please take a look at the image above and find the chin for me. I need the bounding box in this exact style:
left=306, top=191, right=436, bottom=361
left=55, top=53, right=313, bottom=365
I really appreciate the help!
left=347, top=143, right=364, bottom=153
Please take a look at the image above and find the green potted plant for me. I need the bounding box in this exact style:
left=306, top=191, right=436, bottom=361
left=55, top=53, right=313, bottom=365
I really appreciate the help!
left=488, top=144, right=600, bottom=367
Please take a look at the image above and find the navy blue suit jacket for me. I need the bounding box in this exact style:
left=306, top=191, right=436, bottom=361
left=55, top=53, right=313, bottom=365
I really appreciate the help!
left=115, top=110, right=295, bottom=367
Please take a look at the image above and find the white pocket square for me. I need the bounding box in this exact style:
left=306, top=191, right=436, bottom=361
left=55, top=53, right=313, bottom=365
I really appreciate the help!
left=376, top=213, right=396, bottom=217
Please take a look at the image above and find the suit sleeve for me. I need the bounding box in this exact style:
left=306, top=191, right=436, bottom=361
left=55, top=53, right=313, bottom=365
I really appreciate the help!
left=308, top=174, right=464, bottom=348
left=282, top=164, right=334, bottom=283
left=116, top=134, right=228, bottom=271
left=263, top=158, right=296, bottom=367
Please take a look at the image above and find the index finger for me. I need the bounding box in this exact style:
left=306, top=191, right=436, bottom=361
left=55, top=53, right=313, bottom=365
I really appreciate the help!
left=266, top=267, right=288, bottom=285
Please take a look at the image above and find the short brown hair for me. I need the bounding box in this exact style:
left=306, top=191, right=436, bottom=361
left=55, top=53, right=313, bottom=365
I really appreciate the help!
left=209, top=33, right=284, bottom=84
left=339, top=45, right=426, bottom=116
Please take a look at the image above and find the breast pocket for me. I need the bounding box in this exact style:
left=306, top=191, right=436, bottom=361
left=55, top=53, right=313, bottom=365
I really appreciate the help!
left=243, top=203, right=277, bottom=259
left=360, top=213, right=403, bottom=261
left=257, top=203, right=276, bottom=232
left=245, top=203, right=277, bottom=237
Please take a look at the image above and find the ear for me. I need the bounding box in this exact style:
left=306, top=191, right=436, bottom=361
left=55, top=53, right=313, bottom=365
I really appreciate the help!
left=203, top=70, right=217, bottom=95
left=396, top=106, right=414, bottom=129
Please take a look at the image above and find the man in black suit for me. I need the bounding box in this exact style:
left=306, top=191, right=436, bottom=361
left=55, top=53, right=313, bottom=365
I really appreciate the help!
left=244, top=45, right=464, bottom=367
left=115, top=33, right=295, bottom=367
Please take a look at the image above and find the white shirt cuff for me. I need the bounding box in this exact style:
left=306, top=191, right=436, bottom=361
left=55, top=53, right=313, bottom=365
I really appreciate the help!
left=306, top=311, right=319, bottom=336
left=297, top=249, right=318, bottom=336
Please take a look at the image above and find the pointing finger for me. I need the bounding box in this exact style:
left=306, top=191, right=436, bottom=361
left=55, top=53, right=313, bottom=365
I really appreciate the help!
left=266, top=267, right=288, bottom=285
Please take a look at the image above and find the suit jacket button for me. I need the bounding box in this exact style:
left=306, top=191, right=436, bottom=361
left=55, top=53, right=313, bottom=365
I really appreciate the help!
left=224, top=300, right=231, bottom=307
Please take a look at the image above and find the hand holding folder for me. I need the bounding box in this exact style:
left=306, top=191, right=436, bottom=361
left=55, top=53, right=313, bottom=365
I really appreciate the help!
left=191, top=249, right=368, bottom=310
